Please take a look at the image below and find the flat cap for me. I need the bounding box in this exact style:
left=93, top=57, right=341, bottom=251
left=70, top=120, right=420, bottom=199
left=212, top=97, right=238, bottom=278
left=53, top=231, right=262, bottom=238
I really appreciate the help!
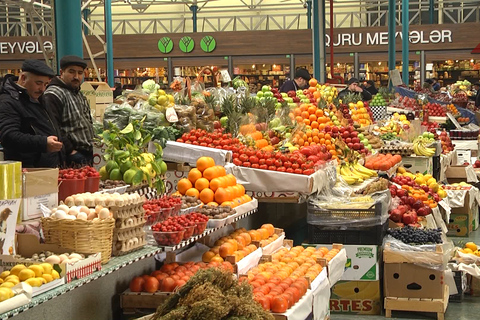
left=473, top=82, right=480, bottom=87
left=348, top=77, right=359, bottom=85
left=60, top=55, right=87, bottom=69
left=295, top=68, right=311, bottom=81
left=21, top=59, right=55, bottom=77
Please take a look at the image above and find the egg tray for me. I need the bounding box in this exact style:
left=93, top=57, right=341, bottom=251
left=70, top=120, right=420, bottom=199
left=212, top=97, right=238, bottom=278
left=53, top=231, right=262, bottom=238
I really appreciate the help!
left=113, top=234, right=146, bottom=256
left=114, top=227, right=145, bottom=242
left=114, top=216, right=146, bottom=230
left=110, top=204, right=145, bottom=219
left=378, top=147, right=413, bottom=156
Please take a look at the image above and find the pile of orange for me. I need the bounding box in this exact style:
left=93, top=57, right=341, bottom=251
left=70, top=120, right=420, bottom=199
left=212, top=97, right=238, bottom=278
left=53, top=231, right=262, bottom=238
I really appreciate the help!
left=245, top=245, right=339, bottom=312
left=177, top=156, right=251, bottom=207
left=291, top=129, right=337, bottom=159
left=202, top=224, right=276, bottom=263
left=400, top=185, right=438, bottom=208
left=292, top=103, right=334, bottom=130
left=349, top=101, right=372, bottom=127
left=365, top=153, right=401, bottom=171
left=447, top=104, right=459, bottom=116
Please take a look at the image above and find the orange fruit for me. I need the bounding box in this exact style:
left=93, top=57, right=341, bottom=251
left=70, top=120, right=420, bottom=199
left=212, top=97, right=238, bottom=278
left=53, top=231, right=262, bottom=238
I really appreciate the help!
left=185, top=188, right=200, bottom=198
left=177, top=178, right=193, bottom=195
left=225, top=174, right=237, bottom=186
left=261, top=224, right=275, bottom=237
left=215, top=187, right=231, bottom=204
left=207, top=202, right=218, bottom=207
left=209, top=178, right=222, bottom=192
left=196, top=156, right=215, bottom=172
left=188, top=168, right=202, bottom=184
left=199, top=188, right=215, bottom=204
left=202, top=166, right=219, bottom=181
left=216, top=166, right=226, bottom=176
left=202, top=251, right=216, bottom=263
left=195, top=178, right=210, bottom=191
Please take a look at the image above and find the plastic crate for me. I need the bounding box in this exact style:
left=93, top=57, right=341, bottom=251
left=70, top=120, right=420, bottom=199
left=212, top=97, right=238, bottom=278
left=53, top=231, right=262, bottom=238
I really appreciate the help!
left=307, top=201, right=382, bottom=223
left=450, top=270, right=466, bottom=302
left=307, top=221, right=388, bottom=245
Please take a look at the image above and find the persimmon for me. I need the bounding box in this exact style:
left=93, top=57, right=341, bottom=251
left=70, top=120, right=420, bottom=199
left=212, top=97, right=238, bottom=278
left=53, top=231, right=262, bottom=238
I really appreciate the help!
left=271, top=296, right=289, bottom=313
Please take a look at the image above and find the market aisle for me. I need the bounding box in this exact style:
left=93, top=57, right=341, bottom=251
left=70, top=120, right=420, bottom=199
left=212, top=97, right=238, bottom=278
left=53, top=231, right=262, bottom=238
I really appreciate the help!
left=330, top=227, right=480, bottom=320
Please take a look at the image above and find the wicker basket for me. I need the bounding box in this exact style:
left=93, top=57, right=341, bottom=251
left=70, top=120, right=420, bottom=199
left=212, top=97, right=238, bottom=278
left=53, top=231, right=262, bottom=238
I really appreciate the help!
left=41, top=218, right=115, bottom=264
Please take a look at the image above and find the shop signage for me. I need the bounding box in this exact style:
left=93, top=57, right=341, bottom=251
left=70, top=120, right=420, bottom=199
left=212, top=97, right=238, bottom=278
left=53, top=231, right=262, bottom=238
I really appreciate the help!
left=200, top=35, right=216, bottom=53
left=0, top=40, right=52, bottom=54
left=325, top=29, right=452, bottom=48
left=179, top=36, right=194, bottom=53
left=157, top=37, right=174, bottom=54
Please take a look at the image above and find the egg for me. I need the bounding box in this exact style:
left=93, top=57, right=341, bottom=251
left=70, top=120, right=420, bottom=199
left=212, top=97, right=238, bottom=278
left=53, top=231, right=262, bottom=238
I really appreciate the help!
left=57, top=204, right=70, bottom=213
left=69, top=253, right=83, bottom=260
left=74, top=196, right=85, bottom=207
left=65, top=215, right=76, bottom=220
left=95, top=196, right=106, bottom=207
left=68, top=257, right=79, bottom=263
left=84, top=196, right=95, bottom=207
left=87, top=212, right=97, bottom=220
left=132, top=237, right=139, bottom=246
left=115, top=198, right=125, bottom=207
left=77, top=212, right=88, bottom=220
left=80, top=206, right=91, bottom=215
left=45, top=255, right=61, bottom=264
left=68, top=207, right=79, bottom=217
left=95, top=205, right=103, bottom=214
left=64, top=197, right=75, bottom=207
left=126, top=218, right=134, bottom=226
left=54, top=210, right=67, bottom=219
left=98, top=208, right=110, bottom=219
left=58, top=254, right=69, bottom=263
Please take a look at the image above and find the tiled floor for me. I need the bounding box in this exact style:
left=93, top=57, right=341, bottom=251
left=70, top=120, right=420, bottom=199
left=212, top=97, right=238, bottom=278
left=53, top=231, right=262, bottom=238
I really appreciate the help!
left=331, top=228, right=480, bottom=320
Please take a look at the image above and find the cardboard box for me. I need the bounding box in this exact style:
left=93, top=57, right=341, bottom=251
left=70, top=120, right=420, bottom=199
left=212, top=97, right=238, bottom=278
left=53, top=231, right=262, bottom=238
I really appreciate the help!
left=0, top=234, right=102, bottom=283
left=317, top=244, right=381, bottom=281
left=447, top=213, right=472, bottom=237
left=401, top=156, right=433, bottom=175
left=21, top=168, right=58, bottom=221
left=330, top=280, right=381, bottom=315
left=456, top=150, right=472, bottom=165
left=80, top=81, right=113, bottom=120
left=384, top=263, right=445, bottom=299
left=449, top=192, right=478, bottom=232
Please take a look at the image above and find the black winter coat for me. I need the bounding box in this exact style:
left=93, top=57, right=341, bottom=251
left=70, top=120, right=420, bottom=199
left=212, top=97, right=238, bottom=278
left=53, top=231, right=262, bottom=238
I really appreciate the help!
left=0, top=75, right=64, bottom=168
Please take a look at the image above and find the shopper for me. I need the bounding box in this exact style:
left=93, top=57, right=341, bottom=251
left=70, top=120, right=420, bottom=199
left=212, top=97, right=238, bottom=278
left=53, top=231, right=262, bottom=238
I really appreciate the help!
left=0, top=60, right=64, bottom=168
left=338, top=78, right=372, bottom=101
left=471, top=82, right=480, bottom=108
left=279, top=68, right=311, bottom=93
left=43, top=55, right=95, bottom=166
left=432, top=78, right=441, bottom=91
left=364, top=80, right=378, bottom=96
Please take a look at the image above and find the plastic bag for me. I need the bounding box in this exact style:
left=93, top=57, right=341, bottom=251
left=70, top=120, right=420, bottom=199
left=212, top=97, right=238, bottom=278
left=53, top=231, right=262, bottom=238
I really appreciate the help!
left=191, top=98, right=215, bottom=132
left=102, top=103, right=132, bottom=130
left=173, top=104, right=196, bottom=132
left=383, top=235, right=454, bottom=270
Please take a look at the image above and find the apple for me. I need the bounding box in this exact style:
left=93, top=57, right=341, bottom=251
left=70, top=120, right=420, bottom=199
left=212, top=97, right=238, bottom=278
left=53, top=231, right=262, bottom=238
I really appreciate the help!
left=256, top=91, right=264, bottom=98
left=262, top=85, right=271, bottom=92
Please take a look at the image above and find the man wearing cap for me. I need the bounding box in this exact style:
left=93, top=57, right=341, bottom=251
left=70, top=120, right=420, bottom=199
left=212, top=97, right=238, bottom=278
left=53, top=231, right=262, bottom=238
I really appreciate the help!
left=470, top=82, right=480, bottom=108
left=279, top=68, right=311, bottom=93
left=0, top=60, right=64, bottom=168
left=43, top=55, right=95, bottom=166
left=364, top=80, right=378, bottom=96
left=338, top=78, right=372, bottom=102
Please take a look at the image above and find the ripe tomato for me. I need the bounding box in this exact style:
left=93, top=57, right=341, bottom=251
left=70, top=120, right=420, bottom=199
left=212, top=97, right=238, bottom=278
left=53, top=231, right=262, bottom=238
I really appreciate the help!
left=249, top=156, right=259, bottom=164
left=251, top=164, right=260, bottom=169
left=243, top=162, right=251, bottom=167
left=259, top=164, right=268, bottom=170
left=239, top=154, right=249, bottom=162
left=274, top=160, right=282, bottom=167
left=265, top=158, right=274, bottom=166
left=143, top=276, right=160, bottom=293
left=129, top=277, right=145, bottom=292
left=271, top=296, right=289, bottom=313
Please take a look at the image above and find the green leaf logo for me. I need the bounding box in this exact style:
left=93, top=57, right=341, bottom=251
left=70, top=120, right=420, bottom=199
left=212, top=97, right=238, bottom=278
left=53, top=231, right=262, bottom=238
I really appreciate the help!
left=158, top=37, right=173, bottom=54
left=179, top=36, right=195, bottom=53
left=200, top=35, right=216, bottom=53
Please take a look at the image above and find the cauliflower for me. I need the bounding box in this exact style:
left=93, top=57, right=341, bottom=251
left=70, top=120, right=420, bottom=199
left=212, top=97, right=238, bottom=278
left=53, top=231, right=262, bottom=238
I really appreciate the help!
left=142, top=79, right=160, bottom=93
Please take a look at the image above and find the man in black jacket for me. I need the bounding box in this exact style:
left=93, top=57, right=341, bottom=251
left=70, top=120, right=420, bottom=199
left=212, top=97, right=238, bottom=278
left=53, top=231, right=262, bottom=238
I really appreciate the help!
left=43, top=55, right=94, bottom=166
left=0, top=60, right=64, bottom=168
left=279, top=68, right=311, bottom=93
left=338, top=78, right=372, bottom=102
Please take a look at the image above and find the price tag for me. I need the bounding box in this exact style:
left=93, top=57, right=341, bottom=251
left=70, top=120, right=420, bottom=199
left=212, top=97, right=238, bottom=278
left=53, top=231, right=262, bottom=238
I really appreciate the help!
left=166, top=107, right=178, bottom=123
left=220, top=70, right=231, bottom=82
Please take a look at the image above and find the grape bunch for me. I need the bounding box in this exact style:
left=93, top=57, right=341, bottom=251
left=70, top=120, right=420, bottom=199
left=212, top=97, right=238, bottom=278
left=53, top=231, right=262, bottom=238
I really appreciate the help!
left=387, top=226, right=442, bottom=245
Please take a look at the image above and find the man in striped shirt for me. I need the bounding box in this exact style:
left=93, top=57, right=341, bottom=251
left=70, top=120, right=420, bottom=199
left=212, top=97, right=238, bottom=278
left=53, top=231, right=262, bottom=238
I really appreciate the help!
left=42, top=55, right=95, bottom=166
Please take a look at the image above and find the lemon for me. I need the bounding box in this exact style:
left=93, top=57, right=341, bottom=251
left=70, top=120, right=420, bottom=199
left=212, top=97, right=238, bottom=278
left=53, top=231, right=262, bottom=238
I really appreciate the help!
left=463, top=248, right=474, bottom=254
left=0, top=282, right=15, bottom=288
left=28, top=265, right=44, bottom=277
left=24, top=278, right=43, bottom=287
left=42, top=274, right=53, bottom=283
left=9, top=265, right=26, bottom=277
left=0, top=271, right=10, bottom=280
left=4, top=275, right=19, bottom=285
left=39, top=263, right=53, bottom=275
left=18, top=269, right=35, bottom=281
left=0, top=287, right=14, bottom=302
left=51, top=270, right=60, bottom=280
left=465, top=242, right=478, bottom=252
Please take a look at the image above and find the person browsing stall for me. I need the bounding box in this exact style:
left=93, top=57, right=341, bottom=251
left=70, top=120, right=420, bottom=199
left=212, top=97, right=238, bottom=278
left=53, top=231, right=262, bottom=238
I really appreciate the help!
left=0, top=60, right=64, bottom=168
left=279, top=68, right=311, bottom=93
left=338, top=78, right=372, bottom=101
left=42, top=55, right=95, bottom=166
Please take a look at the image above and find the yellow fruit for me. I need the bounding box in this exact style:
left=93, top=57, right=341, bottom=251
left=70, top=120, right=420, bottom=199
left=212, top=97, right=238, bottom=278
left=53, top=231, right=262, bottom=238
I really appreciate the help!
left=397, top=167, right=406, bottom=174
left=429, top=182, right=439, bottom=192
left=463, top=248, right=474, bottom=254
left=28, top=265, right=44, bottom=277
left=24, top=278, right=43, bottom=287
left=9, top=265, right=26, bottom=277
left=42, top=274, right=53, bottom=283
left=4, top=275, right=19, bottom=285
left=0, top=282, right=15, bottom=288
left=0, top=287, right=14, bottom=302
left=0, top=271, right=10, bottom=280
left=51, top=270, right=60, bottom=280
left=426, top=177, right=436, bottom=185
left=0, top=279, right=3, bottom=284
left=18, top=269, right=35, bottom=282
left=465, top=242, right=478, bottom=252
left=35, top=277, right=46, bottom=285
left=415, top=176, right=426, bottom=185
left=39, top=263, right=53, bottom=275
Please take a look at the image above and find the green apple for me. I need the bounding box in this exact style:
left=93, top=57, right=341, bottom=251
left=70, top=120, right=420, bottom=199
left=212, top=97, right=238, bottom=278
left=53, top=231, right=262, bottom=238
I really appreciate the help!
left=285, top=97, right=294, bottom=104
left=281, top=92, right=288, bottom=98
left=288, top=103, right=297, bottom=109
left=358, top=133, right=365, bottom=140
left=262, top=85, right=271, bottom=92
left=257, top=91, right=264, bottom=98
left=264, top=91, right=273, bottom=98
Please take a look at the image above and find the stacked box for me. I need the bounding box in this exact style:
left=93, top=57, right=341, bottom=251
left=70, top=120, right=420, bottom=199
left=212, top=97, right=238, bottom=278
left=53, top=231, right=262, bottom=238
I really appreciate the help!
left=111, top=203, right=146, bottom=255
left=447, top=193, right=478, bottom=236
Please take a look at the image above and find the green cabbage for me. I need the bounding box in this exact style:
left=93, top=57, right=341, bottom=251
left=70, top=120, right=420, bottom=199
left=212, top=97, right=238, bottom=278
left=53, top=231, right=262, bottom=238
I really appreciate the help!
left=142, top=79, right=160, bottom=93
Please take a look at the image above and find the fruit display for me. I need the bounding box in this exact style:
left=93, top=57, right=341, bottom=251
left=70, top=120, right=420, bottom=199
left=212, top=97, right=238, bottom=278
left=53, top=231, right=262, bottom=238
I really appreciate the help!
left=151, top=213, right=209, bottom=246
left=459, top=242, right=480, bottom=257
left=180, top=195, right=203, bottom=210
left=442, top=182, right=471, bottom=190
left=446, top=103, right=460, bottom=116
left=99, top=179, right=127, bottom=190
left=197, top=205, right=236, bottom=219
left=337, top=161, right=378, bottom=185
left=439, top=130, right=454, bottom=154
left=360, top=131, right=383, bottom=150
left=456, top=117, right=470, bottom=123
left=143, top=196, right=182, bottom=225
left=13, top=252, right=86, bottom=265
left=391, top=96, right=420, bottom=110
left=393, top=169, right=446, bottom=198
left=58, top=166, right=99, bottom=180
left=0, top=263, right=60, bottom=291
left=365, top=153, right=402, bottom=171
left=355, top=178, right=389, bottom=195
left=202, top=225, right=276, bottom=263
left=177, top=157, right=250, bottom=207
left=387, top=226, right=442, bottom=245
left=378, top=141, right=413, bottom=156
left=424, top=102, right=446, bottom=117
left=412, top=134, right=437, bottom=157
left=369, top=93, right=387, bottom=107
left=148, top=268, right=274, bottom=319
left=246, top=246, right=339, bottom=312
left=176, top=128, right=240, bottom=149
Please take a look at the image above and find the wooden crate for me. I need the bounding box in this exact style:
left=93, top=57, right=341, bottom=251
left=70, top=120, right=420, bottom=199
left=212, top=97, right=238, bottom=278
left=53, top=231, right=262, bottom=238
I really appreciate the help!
left=384, top=285, right=449, bottom=320
left=121, top=291, right=171, bottom=314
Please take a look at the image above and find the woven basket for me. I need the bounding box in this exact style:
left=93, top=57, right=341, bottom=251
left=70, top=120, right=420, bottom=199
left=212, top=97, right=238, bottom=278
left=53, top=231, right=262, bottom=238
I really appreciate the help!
left=41, top=218, right=115, bottom=264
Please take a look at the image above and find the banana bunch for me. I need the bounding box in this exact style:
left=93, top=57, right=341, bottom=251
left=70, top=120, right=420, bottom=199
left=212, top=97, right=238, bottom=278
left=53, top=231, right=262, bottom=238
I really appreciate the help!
left=338, top=162, right=378, bottom=185
left=413, top=137, right=436, bottom=157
